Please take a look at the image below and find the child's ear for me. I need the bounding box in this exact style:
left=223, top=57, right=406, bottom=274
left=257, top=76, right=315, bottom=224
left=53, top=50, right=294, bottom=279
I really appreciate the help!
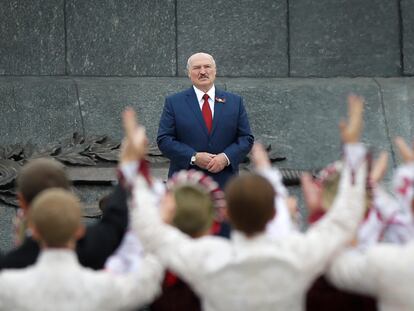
left=75, top=224, right=86, bottom=240
left=29, top=223, right=41, bottom=242
left=17, top=192, right=30, bottom=215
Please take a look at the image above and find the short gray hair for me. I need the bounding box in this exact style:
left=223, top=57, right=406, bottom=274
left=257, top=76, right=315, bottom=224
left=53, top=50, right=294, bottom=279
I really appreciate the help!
left=186, top=52, right=216, bottom=72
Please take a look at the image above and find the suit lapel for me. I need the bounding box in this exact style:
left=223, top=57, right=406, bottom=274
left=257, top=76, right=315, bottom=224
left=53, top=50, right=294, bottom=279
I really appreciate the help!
left=185, top=87, right=209, bottom=135
left=211, top=89, right=226, bottom=137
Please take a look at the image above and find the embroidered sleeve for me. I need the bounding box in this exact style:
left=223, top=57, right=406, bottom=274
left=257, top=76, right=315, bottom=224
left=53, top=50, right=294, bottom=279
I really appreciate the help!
left=257, top=167, right=299, bottom=237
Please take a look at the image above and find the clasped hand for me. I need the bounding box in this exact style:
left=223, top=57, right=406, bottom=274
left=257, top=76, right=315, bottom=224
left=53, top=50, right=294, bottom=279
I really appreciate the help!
left=195, top=152, right=228, bottom=173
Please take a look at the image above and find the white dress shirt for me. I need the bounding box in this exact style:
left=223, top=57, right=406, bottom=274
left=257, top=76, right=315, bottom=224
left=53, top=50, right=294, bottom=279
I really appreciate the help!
left=0, top=249, right=163, bottom=311
left=193, top=85, right=215, bottom=117
left=131, top=144, right=367, bottom=311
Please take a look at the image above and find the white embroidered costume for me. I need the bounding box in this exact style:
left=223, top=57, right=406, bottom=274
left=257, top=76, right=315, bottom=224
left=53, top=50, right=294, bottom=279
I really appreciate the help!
left=327, top=161, right=414, bottom=311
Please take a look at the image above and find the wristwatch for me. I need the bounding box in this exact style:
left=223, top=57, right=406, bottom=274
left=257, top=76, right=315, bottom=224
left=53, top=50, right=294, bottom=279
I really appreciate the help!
left=190, top=153, right=197, bottom=165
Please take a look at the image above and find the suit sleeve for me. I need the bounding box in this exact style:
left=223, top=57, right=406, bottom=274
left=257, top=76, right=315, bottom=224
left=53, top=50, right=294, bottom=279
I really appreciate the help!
left=76, top=184, right=129, bottom=270
left=0, top=238, right=40, bottom=269
left=223, top=96, right=254, bottom=170
left=157, top=97, right=196, bottom=168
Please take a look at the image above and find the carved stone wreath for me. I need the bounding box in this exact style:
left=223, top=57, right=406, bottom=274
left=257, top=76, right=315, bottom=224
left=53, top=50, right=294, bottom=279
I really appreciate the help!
left=0, top=132, right=313, bottom=214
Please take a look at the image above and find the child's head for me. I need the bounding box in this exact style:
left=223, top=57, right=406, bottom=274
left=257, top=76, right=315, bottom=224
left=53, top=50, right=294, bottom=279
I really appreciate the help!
left=225, top=174, right=275, bottom=236
left=166, top=170, right=224, bottom=237
left=29, top=188, right=83, bottom=248
left=172, top=185, right=214, bottom=237
left=17, top=158, right=70, bottom=207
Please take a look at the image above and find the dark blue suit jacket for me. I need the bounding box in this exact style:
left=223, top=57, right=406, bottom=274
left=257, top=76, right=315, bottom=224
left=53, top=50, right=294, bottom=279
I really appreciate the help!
left=157, top=87, right=254, bottom=189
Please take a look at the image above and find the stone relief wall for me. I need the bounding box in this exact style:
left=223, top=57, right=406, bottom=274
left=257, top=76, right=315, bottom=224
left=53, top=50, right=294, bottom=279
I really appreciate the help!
left=1, top=0, right=413, bottom=250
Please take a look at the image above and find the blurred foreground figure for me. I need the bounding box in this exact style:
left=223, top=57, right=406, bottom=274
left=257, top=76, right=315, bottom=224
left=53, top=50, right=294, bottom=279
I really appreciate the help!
left=1, top=157, right=129, bottom=270
left=327, top=137, right=414, bottom=311
left=0, top=189, right=162, bottom=311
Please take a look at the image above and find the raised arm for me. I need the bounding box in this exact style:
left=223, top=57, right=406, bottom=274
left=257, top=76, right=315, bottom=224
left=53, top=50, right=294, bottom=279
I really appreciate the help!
left=326, top=247, right=380, bottom=296
left=124, top=107, right=218, bottom=283
left=250, top=143, right=299, bottom=237
left=105, top=253, right=164, bottom=310
left=76, top=182, right=129, bottom=270
left=75, top=128, right=145, bottom=269
left=292, top=94, right=368, bottom=275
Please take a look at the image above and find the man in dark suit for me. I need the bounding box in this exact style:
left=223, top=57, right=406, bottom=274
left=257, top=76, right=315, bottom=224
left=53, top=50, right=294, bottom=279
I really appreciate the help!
left=0, top=158, right=128, bottom=270
left=157, top=52, right=254, bottom=189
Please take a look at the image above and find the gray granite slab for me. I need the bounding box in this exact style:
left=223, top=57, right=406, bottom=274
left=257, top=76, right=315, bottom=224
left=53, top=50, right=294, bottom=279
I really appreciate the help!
left=73, top=184, right=113, bottom=224
left=0, top=0, right=65, bottom=75
left=402, top=0, right=414, bottom=75
left=177, top=0, right=288, bottom=77
left=66, top=0, right=176, bottom=76
left=74, top=184, right=113, bottom=206
left=0, top=77, right=83, bottom=146
left=0, top=205, right=16, bottom=252
left=224, top=78, right=391, bottom=171
left=377, top=78, right=414, bottom=165
left=289, top=0, right=401, bottom=77
left=76, top=78, right=193, bottom=143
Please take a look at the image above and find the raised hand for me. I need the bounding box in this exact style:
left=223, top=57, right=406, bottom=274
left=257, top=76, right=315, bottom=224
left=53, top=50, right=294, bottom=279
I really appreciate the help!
left=395, top=136, right=414, bottom=163
left=286, top=196, right=299, bottom=220
left=370, top=151, right=388, bottom=184
left=339, top=94, right=364, bottom=144
left=301, top=172, right=322, bottom=213
left=159, top=192, right=177, bottom=224
left=121, top=107, right=148, bottom=162
left=251, top=143, right=271, bottom=169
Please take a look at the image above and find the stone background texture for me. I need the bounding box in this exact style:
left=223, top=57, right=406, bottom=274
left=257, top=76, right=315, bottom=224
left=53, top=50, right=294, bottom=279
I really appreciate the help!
left=1, top=0, right=414, bottom=251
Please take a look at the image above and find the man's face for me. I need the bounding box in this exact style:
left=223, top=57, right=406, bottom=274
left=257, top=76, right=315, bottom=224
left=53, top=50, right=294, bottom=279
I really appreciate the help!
left=187, top=53, right=216, bottom=92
